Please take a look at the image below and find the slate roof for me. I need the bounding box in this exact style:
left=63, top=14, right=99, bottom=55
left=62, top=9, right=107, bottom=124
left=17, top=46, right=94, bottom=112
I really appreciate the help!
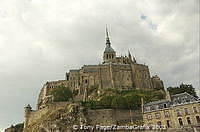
left=104, top=44, right=115, bottom=53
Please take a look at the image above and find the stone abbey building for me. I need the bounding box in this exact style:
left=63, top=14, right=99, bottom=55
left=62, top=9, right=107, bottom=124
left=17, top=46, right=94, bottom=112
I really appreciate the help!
left=37, top=28, right=164, bottom=109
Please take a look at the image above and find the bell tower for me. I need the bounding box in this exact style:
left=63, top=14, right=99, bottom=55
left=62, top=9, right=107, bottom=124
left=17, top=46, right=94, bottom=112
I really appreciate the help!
left=103, top=27, right=116, bottom=63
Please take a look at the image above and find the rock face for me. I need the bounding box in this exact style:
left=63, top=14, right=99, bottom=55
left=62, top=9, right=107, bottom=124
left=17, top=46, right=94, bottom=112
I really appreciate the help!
left=24, top=102, right=84, bottom=131
left=5, top=123, right=24, bottom=132
left=23, top=102, right=142, bottom=131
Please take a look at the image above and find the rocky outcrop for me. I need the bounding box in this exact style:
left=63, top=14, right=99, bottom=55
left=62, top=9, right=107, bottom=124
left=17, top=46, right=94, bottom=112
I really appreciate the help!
left=23, top=102, right=142, bottom=132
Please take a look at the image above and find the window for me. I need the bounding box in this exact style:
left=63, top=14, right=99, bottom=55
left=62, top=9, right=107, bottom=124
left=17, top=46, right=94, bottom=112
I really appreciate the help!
left=176, top=109, right=182, bottom=116
left=155, top=105, right=159, bottom=110
left=166, top=120, right=170, bottom=128
left=145, top=106, right=150, bottom=112
left=196, top=116, right=200, bottom=123
left=178, top=118, right=183, bottom=126
left=164, top=104, right=167, bottom=108
left=66, top=75, right=69, bottom=80
left=155, top=113, right=161, bottom=119
left=157, top=121, right=162, bottom=126
left=184, top=108, right=189, bottom=115
left=187, top=117, right=192, bottom=125
left=193, top=107, right=198, bottom=113
left=164, top=111, right=170, bottom=118
left=85, top=80, right=88, bottom=84
left=147, top=114, right=152, bottom=120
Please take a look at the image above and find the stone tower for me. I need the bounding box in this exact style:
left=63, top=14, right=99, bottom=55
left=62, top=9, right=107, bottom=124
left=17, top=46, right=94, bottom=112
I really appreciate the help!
left=103, top=27, right=116, bottom=63
left=24, top=104, right=32, bottom=130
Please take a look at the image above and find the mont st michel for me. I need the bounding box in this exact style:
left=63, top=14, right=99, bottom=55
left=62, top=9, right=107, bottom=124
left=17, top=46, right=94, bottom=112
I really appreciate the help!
left=4, top=28, right=200, bottom=132
left=1, top=1, right=199, bottom=131
left=24, top=28, right=165, bottom=131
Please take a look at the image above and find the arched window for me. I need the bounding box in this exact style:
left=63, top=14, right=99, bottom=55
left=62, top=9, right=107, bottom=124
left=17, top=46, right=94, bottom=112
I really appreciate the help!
left=166, top=120, right=170, bottom=128
left=196, top=116, right=200, bottom=123
left=187, top=117, right=192, bottom=124
left=178, top=118, right=183, bottom=126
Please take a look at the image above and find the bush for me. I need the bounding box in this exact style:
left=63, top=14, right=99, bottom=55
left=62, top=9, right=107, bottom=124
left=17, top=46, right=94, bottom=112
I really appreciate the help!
left=51, top=85, right=73, bottom=102
left=100, top=96, right=114, bottom=108
left=125, top=95, right=141, bottom=109
left=111, top=96, right=127, bottom=109
left=88, top=85, right=98, bottom=94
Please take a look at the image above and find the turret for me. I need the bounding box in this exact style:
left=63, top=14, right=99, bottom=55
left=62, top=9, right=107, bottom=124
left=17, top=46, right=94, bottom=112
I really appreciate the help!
left=24, top=104, right=32, bottom=130
left=24, top=104, right=32, bottom=116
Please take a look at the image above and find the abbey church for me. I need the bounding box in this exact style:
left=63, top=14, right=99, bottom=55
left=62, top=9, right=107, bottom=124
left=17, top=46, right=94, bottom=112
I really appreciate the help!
left=37, top=28, right=164, bottom=109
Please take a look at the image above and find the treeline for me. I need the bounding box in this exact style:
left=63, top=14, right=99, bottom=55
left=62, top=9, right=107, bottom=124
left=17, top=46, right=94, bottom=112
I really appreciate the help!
left=167, top=83, right=198, bottom=98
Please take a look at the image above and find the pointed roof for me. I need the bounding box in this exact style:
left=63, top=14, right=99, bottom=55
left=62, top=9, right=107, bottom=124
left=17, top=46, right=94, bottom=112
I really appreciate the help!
left=104, top=26, right=115, bottom=53
left=106, top=26, right=111, bottom=45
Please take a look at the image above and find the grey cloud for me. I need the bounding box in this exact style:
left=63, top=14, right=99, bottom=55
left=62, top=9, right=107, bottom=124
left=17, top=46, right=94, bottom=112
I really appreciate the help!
left=0, top=0, right=199, bottom=129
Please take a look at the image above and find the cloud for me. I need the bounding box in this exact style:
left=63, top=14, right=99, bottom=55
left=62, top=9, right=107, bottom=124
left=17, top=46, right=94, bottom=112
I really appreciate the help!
left=0, top=0, right=199, bottom=129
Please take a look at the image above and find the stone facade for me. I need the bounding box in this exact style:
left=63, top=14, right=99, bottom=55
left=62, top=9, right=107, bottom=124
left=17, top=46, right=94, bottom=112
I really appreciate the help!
left=37, top=29, right=164, bottom=109
left=143, top=92, right=200, bottom=130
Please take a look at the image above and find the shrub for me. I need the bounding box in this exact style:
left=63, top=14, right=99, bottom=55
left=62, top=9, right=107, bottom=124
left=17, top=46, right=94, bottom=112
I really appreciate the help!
left=51, top=85, right=73, bottom=102
left=111, top=96, right=127, bottom=109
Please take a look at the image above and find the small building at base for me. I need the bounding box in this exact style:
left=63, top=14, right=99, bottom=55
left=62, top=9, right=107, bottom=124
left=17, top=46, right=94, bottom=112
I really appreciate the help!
left=143, top=92, right=200, bottom=129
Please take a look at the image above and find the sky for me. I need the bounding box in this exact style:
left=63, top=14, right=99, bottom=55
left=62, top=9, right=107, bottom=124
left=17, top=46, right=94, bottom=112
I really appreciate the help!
left=0, top=0, right=199, bottom=130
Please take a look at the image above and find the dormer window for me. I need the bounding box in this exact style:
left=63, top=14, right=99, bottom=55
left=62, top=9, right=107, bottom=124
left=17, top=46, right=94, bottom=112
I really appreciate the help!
left=164, top=104, right=167, bottom=108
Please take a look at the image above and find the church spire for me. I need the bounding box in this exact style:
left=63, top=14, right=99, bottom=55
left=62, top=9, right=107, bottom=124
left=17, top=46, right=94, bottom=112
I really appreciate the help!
left=106, top=26, right=111, bottom=45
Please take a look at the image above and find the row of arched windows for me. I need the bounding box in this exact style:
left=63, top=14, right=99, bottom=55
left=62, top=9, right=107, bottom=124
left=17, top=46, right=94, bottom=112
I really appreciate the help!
left=178, top=116, right=200, bottom=126
left=106, top=53, right=115, bottom=59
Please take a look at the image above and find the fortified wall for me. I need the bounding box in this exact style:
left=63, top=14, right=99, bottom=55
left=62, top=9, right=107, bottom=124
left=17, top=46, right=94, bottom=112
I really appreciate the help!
left=24, top=102, right=142, bottom=131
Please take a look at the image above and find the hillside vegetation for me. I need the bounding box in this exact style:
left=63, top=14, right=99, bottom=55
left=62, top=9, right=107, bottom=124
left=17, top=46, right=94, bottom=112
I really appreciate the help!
left=83, top=88, right=166, bottom=109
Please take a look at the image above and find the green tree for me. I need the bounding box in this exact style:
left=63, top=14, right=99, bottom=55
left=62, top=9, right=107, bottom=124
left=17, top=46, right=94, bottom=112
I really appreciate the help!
left=51, top=85, right=73, bottom=102
left=167, top=83, right=198, bottom=98
left=100, top=96, right=114, bottom=108
left=125, top=95, right=141, bottom=109
left=111, top=96, right=127, bottom=109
